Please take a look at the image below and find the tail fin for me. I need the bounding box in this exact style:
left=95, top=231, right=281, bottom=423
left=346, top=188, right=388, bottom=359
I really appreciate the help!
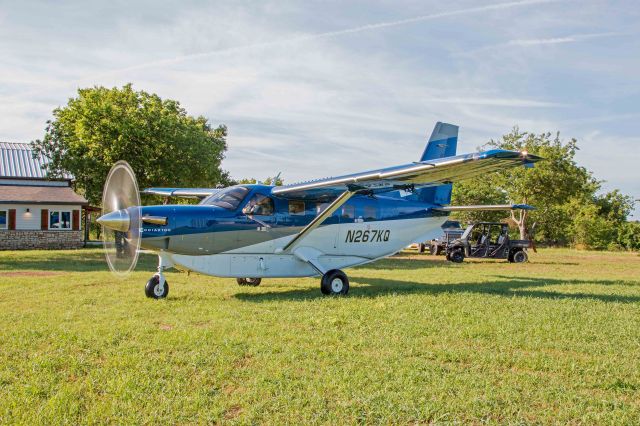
left=418, top=122, right=459, bottom=205
left=420, top=122, right=458, bottom=161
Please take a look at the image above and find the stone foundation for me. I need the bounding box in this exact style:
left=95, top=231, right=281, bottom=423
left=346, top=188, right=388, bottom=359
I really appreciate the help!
left=0, top=230, right=84, bottom=250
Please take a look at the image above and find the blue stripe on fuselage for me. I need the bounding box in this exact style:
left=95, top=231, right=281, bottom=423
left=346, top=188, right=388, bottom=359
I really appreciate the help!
left=139, top=185, right=448, bottom=246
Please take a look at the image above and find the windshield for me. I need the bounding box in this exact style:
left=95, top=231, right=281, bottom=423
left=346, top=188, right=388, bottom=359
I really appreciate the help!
left=200, top=186, right=249, bottom=210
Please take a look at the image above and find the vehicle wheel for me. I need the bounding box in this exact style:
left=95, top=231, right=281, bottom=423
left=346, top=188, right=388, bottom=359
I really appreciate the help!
left=320, top=269, right=349, bottom=296
left=145, top=275, right=169, bottom=299
left=450, top=249, right=465, bottom=263
left=430, top=243, right=440, bottom=255
left=237, top=277, right=262, bottom=286
left=418, top=243, right=427, bottom=253
left=512, top=250, right=528, bottom=263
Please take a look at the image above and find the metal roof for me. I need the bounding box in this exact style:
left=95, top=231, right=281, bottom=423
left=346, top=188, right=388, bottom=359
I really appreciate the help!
left=0, top=142, right=71, bottom=179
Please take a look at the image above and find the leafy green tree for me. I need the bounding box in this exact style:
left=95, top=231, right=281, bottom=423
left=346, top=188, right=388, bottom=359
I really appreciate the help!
left=32, top=84, right=228, bottom=205
left=452, top=128, right=599, bottom=243
left=618, top=221, right=640, bottom=251
left=235, top=175, right=284, bottom=186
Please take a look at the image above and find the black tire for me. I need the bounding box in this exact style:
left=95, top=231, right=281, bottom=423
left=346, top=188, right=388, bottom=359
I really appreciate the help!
left=512, top=250, right=528, bottom=263
left=320, top=269, right=349, bottom=296
left=145, top=275, right=169, bottom=299
left=237, top=277, right=262, bottom=286
left=449, top=249, right=465, bottom=263
left=418, top=243, right=427, bottom=253
left=430, top=243, right=440, bottom=256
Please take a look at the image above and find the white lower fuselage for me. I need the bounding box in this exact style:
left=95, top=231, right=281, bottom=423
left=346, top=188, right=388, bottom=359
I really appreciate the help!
left=164, top=216, right=446, bottom=278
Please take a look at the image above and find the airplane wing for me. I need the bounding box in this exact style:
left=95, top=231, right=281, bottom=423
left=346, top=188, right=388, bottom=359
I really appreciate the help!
left=141, top=188, right=219, bottom=199
left=272, top=149, right=541, bottom=200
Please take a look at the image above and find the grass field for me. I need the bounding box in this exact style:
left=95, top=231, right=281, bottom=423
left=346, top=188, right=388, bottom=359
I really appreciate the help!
left=1, top=248, right=639, bottom=424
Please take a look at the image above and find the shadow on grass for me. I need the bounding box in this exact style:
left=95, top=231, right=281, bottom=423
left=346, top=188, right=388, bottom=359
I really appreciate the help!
left=361, top=256, right=446, bottom=270
left=0, top=250, right=157, bottom=272
left=234, top=276, right=640, bottom=304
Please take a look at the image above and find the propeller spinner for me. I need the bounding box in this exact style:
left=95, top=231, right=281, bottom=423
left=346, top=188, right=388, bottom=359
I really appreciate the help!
left=97, top=161, right=141, bottom=277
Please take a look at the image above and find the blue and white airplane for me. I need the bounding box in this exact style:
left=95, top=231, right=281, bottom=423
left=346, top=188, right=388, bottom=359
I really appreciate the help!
left=97, top=122, right=541, bottom=298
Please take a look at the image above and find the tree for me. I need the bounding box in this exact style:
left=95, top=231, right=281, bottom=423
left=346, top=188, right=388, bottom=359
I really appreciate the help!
left=451, top=128, right=599, bottom=243
left=234, top=175, right=284, bottom=186
left=32, top=84, right=228, bottom=205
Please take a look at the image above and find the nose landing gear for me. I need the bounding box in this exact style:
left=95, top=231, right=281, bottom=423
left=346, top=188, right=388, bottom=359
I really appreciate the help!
left=145, top=275, right=169, bottom=299
left=146, top=253, right=171, bottom=299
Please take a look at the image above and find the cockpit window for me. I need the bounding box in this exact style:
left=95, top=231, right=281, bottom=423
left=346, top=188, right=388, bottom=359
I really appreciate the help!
left=200, top=186, right=249, bottom=210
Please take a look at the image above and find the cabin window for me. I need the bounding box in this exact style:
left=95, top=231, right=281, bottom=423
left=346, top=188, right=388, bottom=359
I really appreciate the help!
left=243, top=194, right=274, bottom=215
left=201, top=186, right=249, bottom=210
left=341, top=205, right=355, bottom=219
left=49, top=210, right=71, bottom=230
left=289, top=200, right=305, bottom=215
left=0, top=210, right=6, bottom=229
left=317, top=203, right=330, bottom=215
left=364, top=206, right=377, bottom=221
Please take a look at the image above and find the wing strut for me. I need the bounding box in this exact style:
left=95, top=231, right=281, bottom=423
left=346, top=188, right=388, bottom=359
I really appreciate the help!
left=280, top=190, right=355, bottom=252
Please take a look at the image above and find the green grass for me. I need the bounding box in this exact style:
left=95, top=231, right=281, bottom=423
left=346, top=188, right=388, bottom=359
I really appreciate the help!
left=1, top=248, right=639, bottom=424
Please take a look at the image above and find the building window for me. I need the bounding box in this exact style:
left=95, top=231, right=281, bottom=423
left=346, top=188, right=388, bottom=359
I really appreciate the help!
left=0, top=210, right=6, bottom=229
left=289, top=200, right=305, bottom=215
left=49, top=210, right=72, bottom=230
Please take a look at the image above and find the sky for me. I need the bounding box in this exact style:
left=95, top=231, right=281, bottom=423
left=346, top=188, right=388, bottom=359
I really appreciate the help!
left=1, top=0, right=638, bottom=217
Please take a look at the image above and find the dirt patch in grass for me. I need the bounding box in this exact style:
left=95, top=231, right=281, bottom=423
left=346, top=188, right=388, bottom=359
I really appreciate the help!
left=0, top=271, right=62, bottom=277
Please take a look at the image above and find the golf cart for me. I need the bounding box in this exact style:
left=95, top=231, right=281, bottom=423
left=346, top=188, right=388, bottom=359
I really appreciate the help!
left=420, top=220, right=464, bottom=255
left=445, top=222, right=531, bottom=263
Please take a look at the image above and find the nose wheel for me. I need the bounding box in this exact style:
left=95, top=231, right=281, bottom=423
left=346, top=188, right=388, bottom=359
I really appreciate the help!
left=146, top=254, right=170, bottom=299
left=145, top=274, right=169, bottom=299
left=320, top=269, right=349, bottom=296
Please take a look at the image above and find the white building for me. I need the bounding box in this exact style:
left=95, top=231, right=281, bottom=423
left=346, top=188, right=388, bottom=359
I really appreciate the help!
left=0, top=142, right=88, bottom=250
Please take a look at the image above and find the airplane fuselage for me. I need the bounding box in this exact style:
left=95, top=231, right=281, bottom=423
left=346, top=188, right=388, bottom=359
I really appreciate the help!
left=137, top=184, right=449, bottom=277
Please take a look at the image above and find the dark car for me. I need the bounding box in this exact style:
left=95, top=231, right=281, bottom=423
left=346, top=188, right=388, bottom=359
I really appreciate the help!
left=446, top=222, right=530, bottom=263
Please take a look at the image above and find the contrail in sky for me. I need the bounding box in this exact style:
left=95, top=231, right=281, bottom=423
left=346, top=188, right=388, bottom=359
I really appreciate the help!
left=97, top=0, right=565, bottom=78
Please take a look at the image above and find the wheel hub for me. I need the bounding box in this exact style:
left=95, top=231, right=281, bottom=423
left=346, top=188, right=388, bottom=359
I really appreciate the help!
left=154, top=282, right=164, bottom=296
left=331, top=278, right=343, bottom=293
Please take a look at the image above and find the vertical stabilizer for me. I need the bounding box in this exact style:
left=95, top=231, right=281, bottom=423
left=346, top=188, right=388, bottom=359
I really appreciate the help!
left=418, top=122, right=458, bottom=205
left=420, top=122, right=458, bottom=161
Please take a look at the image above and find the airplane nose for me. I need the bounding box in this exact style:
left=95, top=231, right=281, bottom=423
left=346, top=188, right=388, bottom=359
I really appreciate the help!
left=97, top=209, right=130, bottom=232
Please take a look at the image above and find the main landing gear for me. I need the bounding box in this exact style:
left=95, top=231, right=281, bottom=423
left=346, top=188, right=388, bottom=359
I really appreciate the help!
left=237, top=277, right=262, bottom=286
left=320, top=269, right=349, bottom=296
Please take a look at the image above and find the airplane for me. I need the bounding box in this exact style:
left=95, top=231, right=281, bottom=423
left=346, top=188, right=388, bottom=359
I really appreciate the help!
left=97, top=122, right=541, bottom=299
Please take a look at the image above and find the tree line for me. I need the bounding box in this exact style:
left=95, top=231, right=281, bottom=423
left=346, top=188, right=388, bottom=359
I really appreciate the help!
left=31, top=85, right=639, bottom=250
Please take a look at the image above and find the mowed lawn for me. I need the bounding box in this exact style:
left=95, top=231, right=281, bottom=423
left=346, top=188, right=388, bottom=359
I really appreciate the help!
left=1, top=249, right=639, bottom=424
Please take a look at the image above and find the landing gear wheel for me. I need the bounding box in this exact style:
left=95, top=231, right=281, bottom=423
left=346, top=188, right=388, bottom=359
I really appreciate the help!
left=320, top=269, right=349, bottom=296
left=512, top=250, right=528, bottom=263
left=430, top=243, right=440, bottom=255
left=237, top=277, right=262, bottom=286
left=449, top=249, right=465, bottom=263
left=145, top=275, right=169, bottom=299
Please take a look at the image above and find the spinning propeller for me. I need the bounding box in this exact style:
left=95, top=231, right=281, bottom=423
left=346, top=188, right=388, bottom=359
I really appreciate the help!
left=97, top=161, right=141, bottom=277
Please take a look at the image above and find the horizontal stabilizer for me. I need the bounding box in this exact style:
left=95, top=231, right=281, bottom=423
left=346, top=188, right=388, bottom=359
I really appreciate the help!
left=434, top=204, right=535, bottom=212
left=142, top=188, right=219, bottom=199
